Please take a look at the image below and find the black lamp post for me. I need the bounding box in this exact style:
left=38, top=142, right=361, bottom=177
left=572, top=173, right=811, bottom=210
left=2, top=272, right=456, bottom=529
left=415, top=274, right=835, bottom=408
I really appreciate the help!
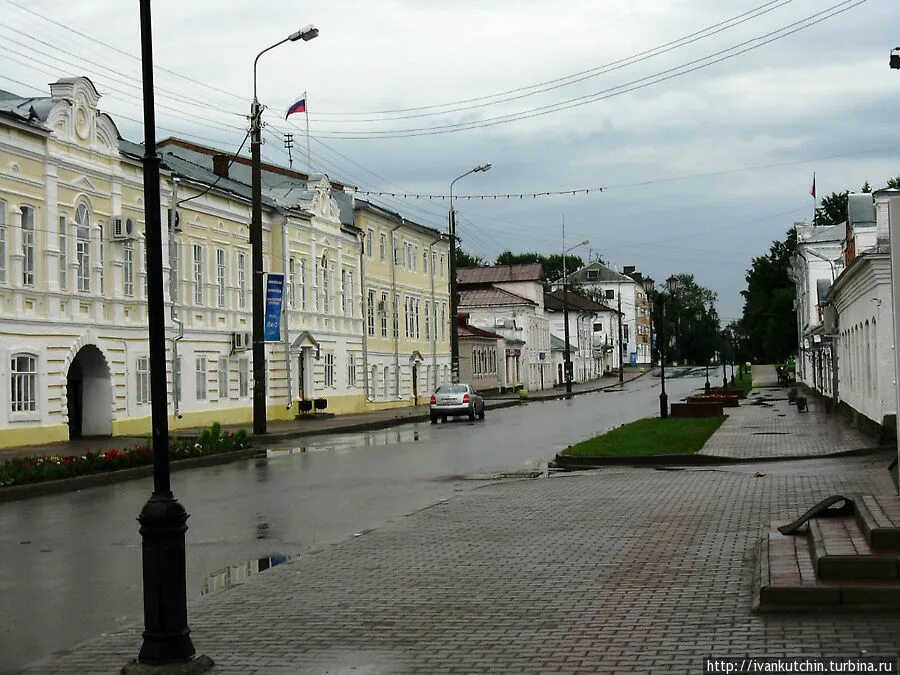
left=250, top=24, right=319, bottom=436
left=655, top=275, right=679, bottom=418
left=730, top=334, right=736, bottom=383
left=722, top=329, right=730, bottom=390
left=449, top=162, right=491, bottom=383
left=131, top=2, right=207, bottom=670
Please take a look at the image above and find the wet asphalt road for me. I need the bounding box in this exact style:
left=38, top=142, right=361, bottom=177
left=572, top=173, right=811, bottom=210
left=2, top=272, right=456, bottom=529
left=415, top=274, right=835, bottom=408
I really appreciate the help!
left=0, top=371, right=705, bottom=673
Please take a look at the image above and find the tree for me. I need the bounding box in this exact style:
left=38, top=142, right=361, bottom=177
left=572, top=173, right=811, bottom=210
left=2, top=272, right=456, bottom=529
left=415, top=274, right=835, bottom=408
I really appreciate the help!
left=738, top=228, right=797, bottom=362
left=815, top=191, right=848, bottom=226
left=655, top=273, right=719, bottom=366
left=456, top=249, right=485, bottom=268
left=887, top=176, right=900, bottom=189
left=494, top=251, right=584, bottom=290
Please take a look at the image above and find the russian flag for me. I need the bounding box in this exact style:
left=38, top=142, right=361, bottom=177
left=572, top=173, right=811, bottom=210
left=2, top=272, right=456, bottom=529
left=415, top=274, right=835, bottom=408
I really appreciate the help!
left=285, top=92, right=307, bottom=119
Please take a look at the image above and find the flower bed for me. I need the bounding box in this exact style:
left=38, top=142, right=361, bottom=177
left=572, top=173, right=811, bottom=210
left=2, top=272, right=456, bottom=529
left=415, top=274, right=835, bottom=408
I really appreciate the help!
left=0, top=423, right=249, bottom=488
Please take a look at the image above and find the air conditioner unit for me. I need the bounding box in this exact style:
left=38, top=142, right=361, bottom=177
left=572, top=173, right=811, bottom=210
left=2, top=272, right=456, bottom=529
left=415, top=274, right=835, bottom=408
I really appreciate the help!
left=111, top=216, right=136, bottom=240
left=232, top=331, right=251, bottom=352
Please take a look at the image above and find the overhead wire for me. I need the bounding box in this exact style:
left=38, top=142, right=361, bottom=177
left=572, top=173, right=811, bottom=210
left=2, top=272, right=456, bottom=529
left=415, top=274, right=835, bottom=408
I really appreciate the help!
left=302, top=0, right=865, bottom=138
left=303, top=0, right=793, bottom=121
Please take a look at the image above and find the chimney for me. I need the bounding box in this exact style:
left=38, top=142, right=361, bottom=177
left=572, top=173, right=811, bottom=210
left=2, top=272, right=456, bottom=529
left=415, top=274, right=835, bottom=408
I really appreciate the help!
left=212, top=154, right=230, bottom=179
left=622, top=265, right=636, bottom=275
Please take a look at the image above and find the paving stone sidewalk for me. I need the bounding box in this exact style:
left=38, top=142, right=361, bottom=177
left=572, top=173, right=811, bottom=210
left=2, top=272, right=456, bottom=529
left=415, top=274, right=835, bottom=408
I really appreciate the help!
left=699, top=387, right=877, bottom=459
left=26, top=448, right=899, bottom=674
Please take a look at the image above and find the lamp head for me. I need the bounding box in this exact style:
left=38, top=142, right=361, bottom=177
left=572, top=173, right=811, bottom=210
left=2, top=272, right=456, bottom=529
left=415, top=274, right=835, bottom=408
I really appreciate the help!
left=642, top=277, right=655, bottom=294
left=891, top=48, right=900, bottom=69
left=666, top=275, right=679, bottom=294
left=289, top=25, right=319, bottom=42
left=474, top=162, right=492, bottom=173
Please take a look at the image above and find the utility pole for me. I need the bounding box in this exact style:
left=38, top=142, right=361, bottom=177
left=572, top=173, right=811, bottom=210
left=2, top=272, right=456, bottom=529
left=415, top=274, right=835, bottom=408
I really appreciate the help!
left=449, top=206, right=459, bottom=383
left=284, top=133, right=294, bottom=169
left=562, top=217, right=572, bottom=396
left=250, top=93, right=266, bottom=435
left=617, top=283, right=624, bottom=383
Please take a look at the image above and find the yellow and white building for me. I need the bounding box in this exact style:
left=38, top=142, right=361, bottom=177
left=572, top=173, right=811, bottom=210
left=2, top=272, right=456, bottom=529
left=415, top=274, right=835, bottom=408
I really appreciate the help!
left=0, top=76, right=450, bottom=448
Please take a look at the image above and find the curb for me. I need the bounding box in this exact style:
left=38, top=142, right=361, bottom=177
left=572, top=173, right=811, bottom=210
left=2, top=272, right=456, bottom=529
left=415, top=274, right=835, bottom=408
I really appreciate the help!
left=0, top=448, right=259, bottom=503
left=550, top=445, right=893, bottom=470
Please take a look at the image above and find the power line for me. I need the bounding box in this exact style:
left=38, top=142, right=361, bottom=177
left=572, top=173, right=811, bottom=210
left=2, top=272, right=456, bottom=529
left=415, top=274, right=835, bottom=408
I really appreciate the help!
left=303, top=0, right=792, bottom=120
left=303, top=1, right=864, bottom=138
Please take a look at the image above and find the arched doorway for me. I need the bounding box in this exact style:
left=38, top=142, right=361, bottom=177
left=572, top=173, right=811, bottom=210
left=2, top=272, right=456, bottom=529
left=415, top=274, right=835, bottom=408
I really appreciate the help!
left=66, top=345, right=112, bottom=438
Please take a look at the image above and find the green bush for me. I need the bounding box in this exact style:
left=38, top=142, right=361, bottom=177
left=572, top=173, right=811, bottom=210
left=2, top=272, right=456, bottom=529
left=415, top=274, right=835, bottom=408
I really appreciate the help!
left=1, top=423, right=251, bottom=489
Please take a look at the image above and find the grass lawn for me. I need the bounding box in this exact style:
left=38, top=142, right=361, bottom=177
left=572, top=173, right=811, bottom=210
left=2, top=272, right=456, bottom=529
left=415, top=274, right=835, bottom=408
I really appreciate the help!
left=730, top=371, right=753, bottom=395
left=561, top=415, right=726, bottom=457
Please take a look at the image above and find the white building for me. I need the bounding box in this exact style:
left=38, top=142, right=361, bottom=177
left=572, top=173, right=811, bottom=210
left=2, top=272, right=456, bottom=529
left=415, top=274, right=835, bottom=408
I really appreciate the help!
left=790, top=221, right=844, bottom=392
left=543, top=289, right=619, bottom=381
left=559, top=262, right=651, bottom=366
left=457, top=264, right=551, bottom=391
left=792, top=190, right=898, bottom=443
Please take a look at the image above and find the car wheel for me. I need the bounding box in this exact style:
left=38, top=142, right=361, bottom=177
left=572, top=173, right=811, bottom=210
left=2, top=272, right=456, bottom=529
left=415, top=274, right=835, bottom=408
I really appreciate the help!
left=468, top=407, right=476, bottom=421
left=441, top=415, right=448, bottom=423
left=478, top=407, right=485, bottom=420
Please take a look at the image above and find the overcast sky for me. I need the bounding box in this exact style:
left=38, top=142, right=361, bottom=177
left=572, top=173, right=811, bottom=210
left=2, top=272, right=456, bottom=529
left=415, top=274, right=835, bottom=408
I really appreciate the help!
left=2, top=0, right=898, bottom=319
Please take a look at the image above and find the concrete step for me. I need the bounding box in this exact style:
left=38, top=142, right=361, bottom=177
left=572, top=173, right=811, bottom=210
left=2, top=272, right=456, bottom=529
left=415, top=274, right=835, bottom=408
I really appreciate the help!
left=753, top=531, right=900, bottom=611
left=857, top=495, right=900, bottom=549
left=809, top=517, right=900, bottom=579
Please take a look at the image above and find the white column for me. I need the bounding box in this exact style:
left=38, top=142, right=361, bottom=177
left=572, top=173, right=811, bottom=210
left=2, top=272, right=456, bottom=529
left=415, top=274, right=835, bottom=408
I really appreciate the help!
left=45, top=164, right=60, bottom=293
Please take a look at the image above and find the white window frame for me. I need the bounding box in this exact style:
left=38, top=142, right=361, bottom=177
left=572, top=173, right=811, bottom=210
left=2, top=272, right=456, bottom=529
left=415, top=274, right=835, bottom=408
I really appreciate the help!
left=367, top=289, right=376, bottom=336
left=346, top=271, right=353, bottom=318
left=21, top=205, right=35, bottom=287
left=10, top=353, right=38, bottom=416
left=300, top=258, right=307, bottom=310
left=136, top=356, right=151, bottom=405
left=424, top=300, right=431, bottom=340
left=216, top=248, right=226, bottom=308
left=237, top=251, right=247, bottom=309
left=288, top=257, right=296, bottom=309
left=192, top=244, right=204, bottom=305
left=58, top=215, right=67, bottom=290
left=239, top=357, right=249, bottom=398
left=0, top=199, right=6, bottom=284
left=75, top=204, right=91, bottom=293
left=347, top=354, right=356, bottom=387
left=381, top=291, right=389, bottom=337
left=218, top=356, right=228, bottom=399
left=340, top=268, right=347, bottom=315
left=324, top=352, right=334, bottom=388
left=123, top=239, right=135, bottom=297
left=367, top=228, right=375, bottom=259
left=195, top=356, right=207, bottom=400
left=321, top=255, right=330, bottom=313
left=379, top=232, right=386, bottom=262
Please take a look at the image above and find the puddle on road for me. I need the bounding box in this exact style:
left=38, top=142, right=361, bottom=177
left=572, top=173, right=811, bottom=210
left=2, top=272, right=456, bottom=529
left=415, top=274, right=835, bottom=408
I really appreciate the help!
left=201, top=552, right=297, bottom=596
left=266, top=427, right=423, bottom=456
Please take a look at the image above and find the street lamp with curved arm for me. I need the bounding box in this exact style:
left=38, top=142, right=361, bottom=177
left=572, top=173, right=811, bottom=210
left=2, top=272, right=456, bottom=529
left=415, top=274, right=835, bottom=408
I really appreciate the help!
left=250, top=26, right=318, bottom=436
left=448, top=162, right=491, bottom=383
left=561, top=236, right=589, bottom=395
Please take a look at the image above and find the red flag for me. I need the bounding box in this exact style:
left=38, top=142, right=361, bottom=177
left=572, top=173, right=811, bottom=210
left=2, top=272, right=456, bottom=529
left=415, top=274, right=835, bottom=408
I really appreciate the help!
left=810, top=173, right=816, bottom=199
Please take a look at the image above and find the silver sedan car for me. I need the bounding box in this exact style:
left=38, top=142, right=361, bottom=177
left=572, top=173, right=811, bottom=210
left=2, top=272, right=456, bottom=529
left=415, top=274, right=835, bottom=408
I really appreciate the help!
left=430, top=384, right=486, bottom=423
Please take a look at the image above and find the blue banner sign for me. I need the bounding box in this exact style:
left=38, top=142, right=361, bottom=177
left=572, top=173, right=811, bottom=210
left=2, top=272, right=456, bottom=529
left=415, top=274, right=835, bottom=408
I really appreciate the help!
left=264, top=273, right=284, bottom=342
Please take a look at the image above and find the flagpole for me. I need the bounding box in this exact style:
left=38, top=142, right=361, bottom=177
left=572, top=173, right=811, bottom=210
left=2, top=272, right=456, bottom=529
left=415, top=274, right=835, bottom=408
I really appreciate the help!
left=305, top=92, right=312, bottom=176
left=811, top=171, right=817, bottom=227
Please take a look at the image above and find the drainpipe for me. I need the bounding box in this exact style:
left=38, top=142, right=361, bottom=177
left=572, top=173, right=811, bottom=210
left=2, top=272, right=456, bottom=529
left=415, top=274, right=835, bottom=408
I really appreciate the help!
left=281, top=212, right=292, bottom=410
left=357, top=224, right=373, bottom=402
left=169, top=178, right=183, bottom=419
left=429, top=235, right=442, bottom=392
left=390, top=220, right=403, bottom=399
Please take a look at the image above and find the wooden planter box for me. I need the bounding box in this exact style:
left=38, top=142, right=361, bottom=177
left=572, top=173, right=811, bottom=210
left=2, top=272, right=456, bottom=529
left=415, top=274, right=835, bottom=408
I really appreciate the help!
left=717, top=388, right=748, bottom=400
left=687, top=395, right=739, bottom=408
left=671, top=401, right=725, bottom=418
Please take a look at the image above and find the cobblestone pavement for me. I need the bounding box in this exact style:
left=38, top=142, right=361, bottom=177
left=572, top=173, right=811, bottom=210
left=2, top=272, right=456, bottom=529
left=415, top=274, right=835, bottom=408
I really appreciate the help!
left=699, top=388, right=876, bottom=460
left=26, top=451, right=899, bottom=674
